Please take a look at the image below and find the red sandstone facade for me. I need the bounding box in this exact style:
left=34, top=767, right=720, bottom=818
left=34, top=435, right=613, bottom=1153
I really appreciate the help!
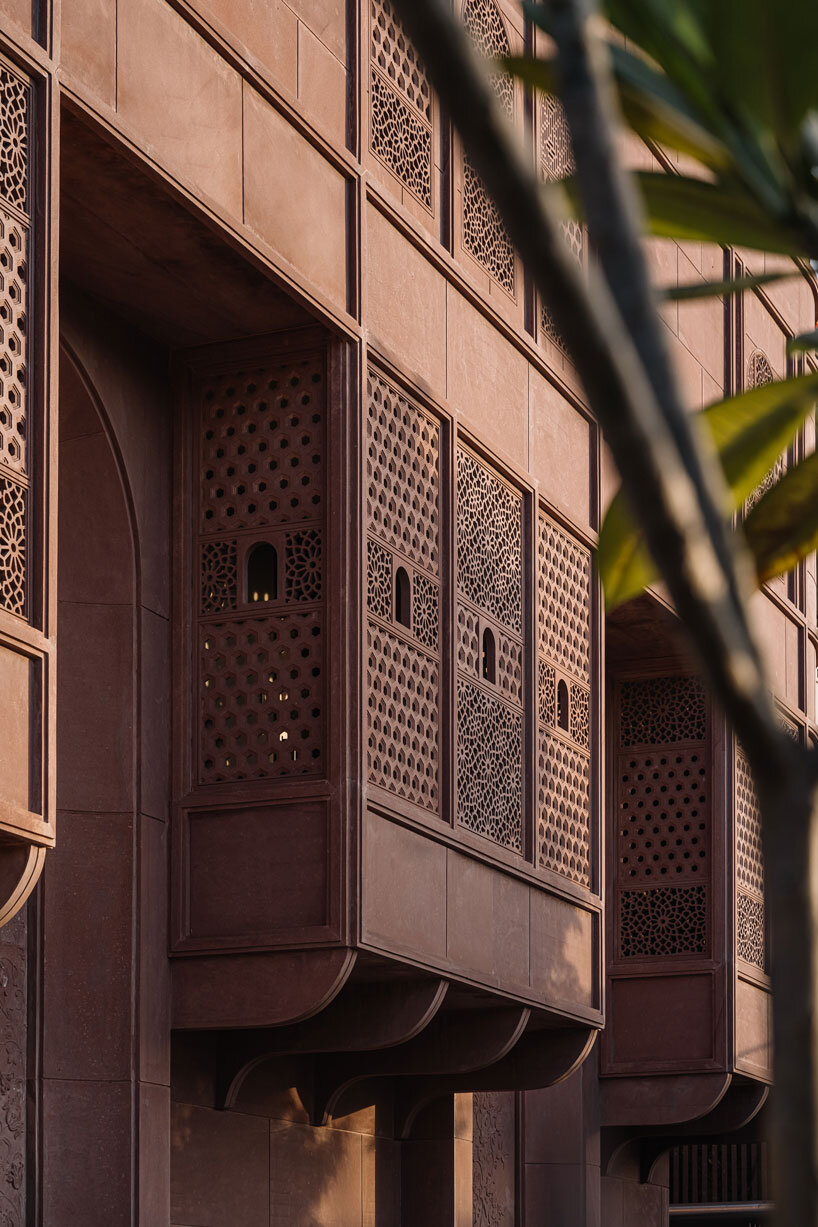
left=0, top=0, right=812, bottom=1223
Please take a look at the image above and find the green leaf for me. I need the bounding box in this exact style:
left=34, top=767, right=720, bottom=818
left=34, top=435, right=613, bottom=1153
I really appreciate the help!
left=597, top=491, right=657, bottom=611
left=633, top=173, right=804, bottom=252
left=605, top=41, right=729, bottom=169
left=743, top=448, right=818, bottom=582
left=662, top=271, right=795, bottom=303
left=787, top=329, right=818, bottom=356
left=599, top=370, right=818, bottom=608
left=504, top=46, right=728, bottom=170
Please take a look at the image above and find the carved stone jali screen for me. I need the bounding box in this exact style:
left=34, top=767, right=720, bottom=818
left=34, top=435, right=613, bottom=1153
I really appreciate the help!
left=613, top=674, right=711, bottom=961
left=0, top=50, right=55, bottom=890
left=735, top=743, right=767, bottom=973
left=456, top=447, right=524, bottom=850
left=536, top=512, right=592, bottom=885
left=193, top=353, right=326, bottom=785
left=365, top=365, right=595, bottom=886
left=369, top=0, right=434, bottom=210
left=366, top=367, right=441, bottom=813
left=0, top=66, right=30, bottom=623
left=461, top=0, right=516, bottom=295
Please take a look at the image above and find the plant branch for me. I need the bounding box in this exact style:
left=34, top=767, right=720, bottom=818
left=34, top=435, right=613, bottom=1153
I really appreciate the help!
left=390, top=0, right=787, bottom=774
left=388, top=1, right=818, bottom=1221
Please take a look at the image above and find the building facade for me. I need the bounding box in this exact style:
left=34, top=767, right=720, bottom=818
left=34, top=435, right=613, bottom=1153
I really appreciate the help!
left=0, top=0, right=813, bottom=1223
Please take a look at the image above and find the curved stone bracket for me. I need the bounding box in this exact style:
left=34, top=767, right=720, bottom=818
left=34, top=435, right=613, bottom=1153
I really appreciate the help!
left=172, top=947, right=356, bottom=1031
left=312, top=1005, right=531, bottom=1126
left=221, top=977, right=449, bottom=1109
left=395, top=1024, right=597, bottom=1138
left=0, top=841, right=46, bottom=928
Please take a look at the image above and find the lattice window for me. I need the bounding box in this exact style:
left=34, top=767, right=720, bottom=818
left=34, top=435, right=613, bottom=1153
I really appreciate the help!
left=747, top=350, right=774, bottom=389
left=616, top=673, right=711, bottom=960
left=457, top=448, right=522, bottom=632
left=737, top=891, right=766, bottom=971
left=463, top=0, right=513, bottom=116
left=619, top=675, right=707, bottom=746
left=367, top=622, right=439, bottom=811
left=569, top=682, right=590, bottom=749
left=0, top=214, right=28, bottom=479
left=369, top=0, right=433, bottom=208
left=538, top=659, right=556, bottom=726
left=371, top=0, right=431, bottom=118
left=537, top=512, right=591, bottom=682
left=461, top=0, right=515, bottom=293
left=743, top=350, right=786, bottom=514
left=538, top=733, right=590, bottom=885
left=496, top=631, right=523, bottom=704
left=366, top=370, right=440, bottom=573
left=201, top=540, right=237, bottom=614
left=538, top=93, right=583, bottom=351
left=619, top=885, right=707, bottom=958
left=462, top=160, right=516, bottom=294
left=456, top=603, right=480, bottom=675
left=0, top=84, right=30, bottom=623
left=457, top=678, right=523, bottom=851
left=367, top=538, right=392, bottom=621
left=199, top=357, right=324, bottom=532
left=0, top=67, right=28, bottom=215
left=370, top=70, right=433, bottom=209
left=284, top=528, right=322, bottom=602
left=412, top=572, right=438, bottom=651
left=0, top=470, right=24, bottom=616
left=617, top=750, right=709, bottom=883
left=736, top=746, right=763, bottom=895
left=192, top=348, right=326, bottom=788
left=199, top=613, right=323, bottom=783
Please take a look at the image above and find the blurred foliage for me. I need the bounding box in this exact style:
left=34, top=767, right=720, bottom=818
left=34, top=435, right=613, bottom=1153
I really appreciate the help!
left=507, top=0, right=818, bottom=609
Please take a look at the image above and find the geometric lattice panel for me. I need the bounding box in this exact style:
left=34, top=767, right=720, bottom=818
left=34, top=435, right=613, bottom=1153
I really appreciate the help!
left=619, top=885, right=708, bottom=958
left=412, top=572, right=438, bottom=651
left=538, top=93, right=583, bottom=353
left=737, top=890, right=766, bottom=971
left=370, top=69, right=432, bottom=209
left=462, top=157, right=515, bottom=294
left=367, top=538, right=392, bottom=621
left=199, top=613, right=323, bottom=783
left=617, top=749, right=709, bottom=883
left=463, top=0, right=513, bottom=117
left=199, top=354, right=324, bottom=532
left=0, top=210, right=28, bottom=479
left=457, top=448, right=522, bottom=633
left=570, top=681, right=590, bottom=749
left=371, top=0, right=432, bottom=118
left=201, top=540, right=237, bottom=614
left=0, top=66, right=28, bottom=215
left=538, top=658, right=556, bottom=727
left=619, top=675, right=706, bottom=747
left=284, top=528, right=322, bottom=602
left=0, top=471, right=25, bottom=616
left=735, top=746, right=763, bottom=895
left=457, top=678, right=522, bottom=851
left=366, top=369, right=440, bottom=573
left=367, top=621, right=439, bottom=812
left=537, top=512, right=591, bottom=681
left=462, top=1, right=515, bottom=291
left=537, top=732, right=590, bottom=885
left=747, top=350, right=774, bottom=391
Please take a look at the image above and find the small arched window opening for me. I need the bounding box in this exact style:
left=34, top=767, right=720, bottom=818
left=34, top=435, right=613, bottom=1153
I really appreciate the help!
left=482, top=627, right=496, bottom=684
left=557, top=679, right=569, bottom=731
left=247, top=542, right=278, bottom=603
left=395, top=566, right=411, bottom=628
